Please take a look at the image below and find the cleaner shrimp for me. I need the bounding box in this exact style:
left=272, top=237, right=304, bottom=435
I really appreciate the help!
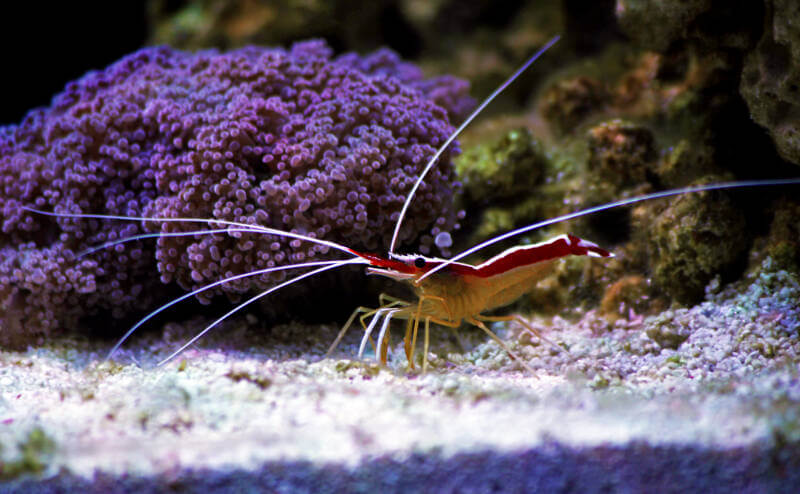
left=26, top=36, right=800, bottom=373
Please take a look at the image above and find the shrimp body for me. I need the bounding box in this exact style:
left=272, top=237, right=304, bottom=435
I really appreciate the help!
left=367, top=234, right=610, bottom=320
left=341, top=234, right=613, bottom=371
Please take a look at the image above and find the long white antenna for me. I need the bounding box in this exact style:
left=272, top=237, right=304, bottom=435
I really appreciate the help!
left=22, top=207, right=371, bottom=358
left=417, top=178, right=800, bottom=282
left=389, top=35, right=561, bottom=254
left=106, top=258, right=366, bottom=360
left=79, top=228, right=252, bottom=257
left=23, top=207, right=355, bottom=257
left=156, top=259, right=363, bottom=366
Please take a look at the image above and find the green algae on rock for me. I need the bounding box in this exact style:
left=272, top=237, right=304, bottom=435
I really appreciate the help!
left=456, top=128, right=547, bottom=205
left=631, top=181, right=749, bottom=305
left=762, top=198, right=800, bottom=271
left=586, top=119, right=657, bottom=189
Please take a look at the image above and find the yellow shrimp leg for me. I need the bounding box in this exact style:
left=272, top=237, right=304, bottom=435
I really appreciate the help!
left=465, top=317, right=538, bottom=376
left=326, top=298, right=406, bottom=358
left=405, top=294, right=454, bottom=371
left=476, top=314, right=568, bottom=354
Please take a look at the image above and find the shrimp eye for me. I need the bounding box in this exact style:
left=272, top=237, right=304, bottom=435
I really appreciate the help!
left=414, top=257, right=426, bottom=269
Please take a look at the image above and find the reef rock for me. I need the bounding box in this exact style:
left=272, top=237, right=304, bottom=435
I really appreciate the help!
left=740, top=0, right=800, bottom=166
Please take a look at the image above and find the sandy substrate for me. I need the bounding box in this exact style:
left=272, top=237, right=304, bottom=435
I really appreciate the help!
left=1, top=259, right=799, bottom=493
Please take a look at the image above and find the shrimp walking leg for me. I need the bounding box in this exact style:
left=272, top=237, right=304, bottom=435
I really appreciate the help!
left=358, top=308, right=403, bottom=359
left=405, top=294, right=454, bottom=370
left=326, top=298, right=408, bottom=357
left=466, top=317, right=538, bottom=375
left=376, top=310, right=400, bottom=365
left=403, top=318, right=416, bottom=369
left=409, top=313, right=460, bottom=372
left=477, top=314, right=567, bottom=354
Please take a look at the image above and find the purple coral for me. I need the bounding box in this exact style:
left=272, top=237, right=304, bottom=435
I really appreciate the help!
left=0, top=40, right=472, bottom=345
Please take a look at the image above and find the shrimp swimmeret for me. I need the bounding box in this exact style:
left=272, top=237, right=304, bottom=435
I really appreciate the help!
left=27, top=36, right=800, bottom=373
